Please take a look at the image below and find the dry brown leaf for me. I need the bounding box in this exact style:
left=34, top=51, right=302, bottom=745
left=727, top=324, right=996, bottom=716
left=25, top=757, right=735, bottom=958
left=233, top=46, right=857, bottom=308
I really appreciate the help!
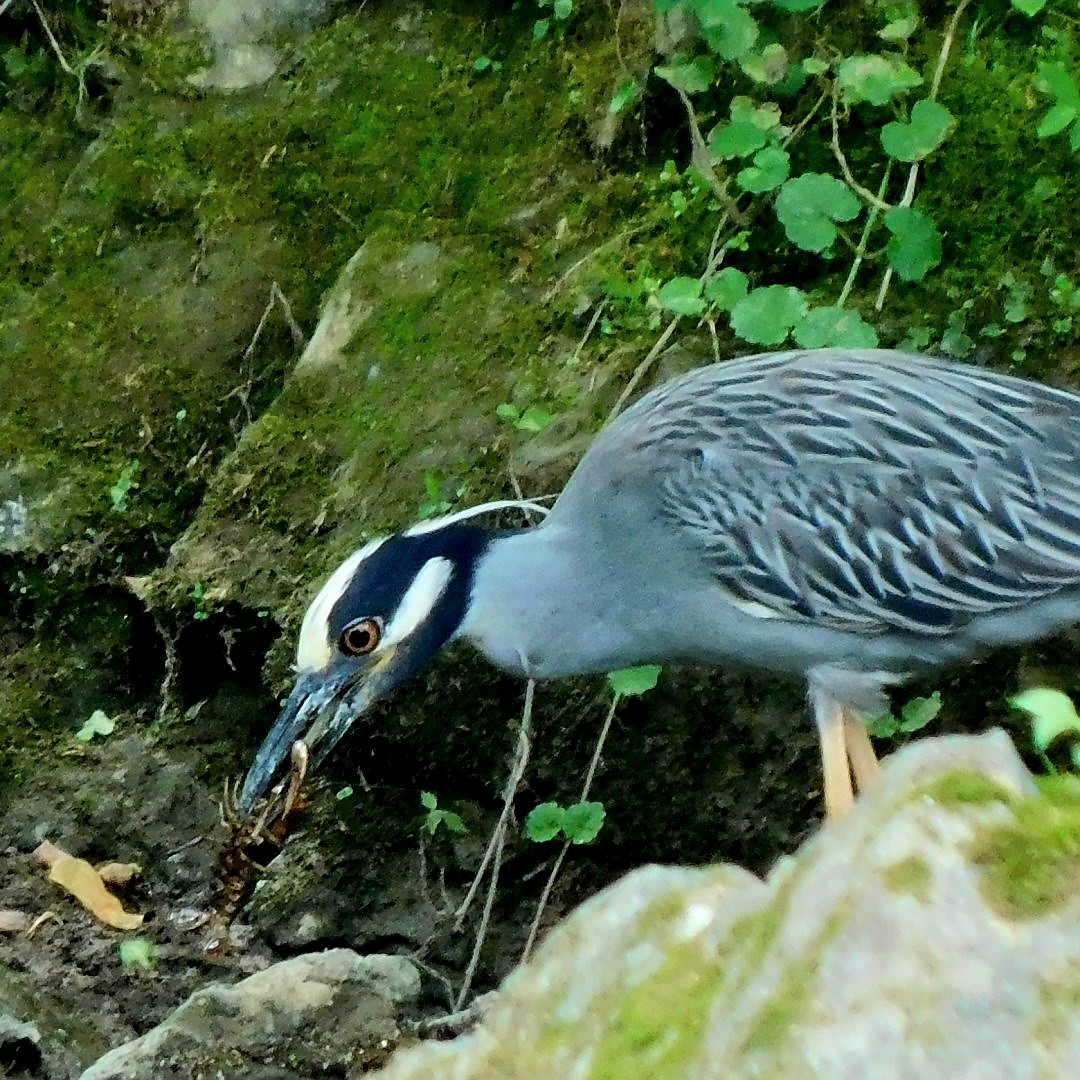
left=46, top=855, right=144, bottom=931
left=96, top=861, right=142, bottom=887
left=0, top=910, right=31, bottom=934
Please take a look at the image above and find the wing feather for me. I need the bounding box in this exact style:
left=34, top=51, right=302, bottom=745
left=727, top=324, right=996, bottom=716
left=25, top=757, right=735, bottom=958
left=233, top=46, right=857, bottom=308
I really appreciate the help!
left=558, top=349, right=1080, bottom=637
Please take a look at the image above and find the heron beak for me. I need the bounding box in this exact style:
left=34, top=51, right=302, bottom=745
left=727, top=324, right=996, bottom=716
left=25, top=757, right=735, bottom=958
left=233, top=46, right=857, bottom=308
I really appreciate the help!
left=238, top=647, right=402, bottom=813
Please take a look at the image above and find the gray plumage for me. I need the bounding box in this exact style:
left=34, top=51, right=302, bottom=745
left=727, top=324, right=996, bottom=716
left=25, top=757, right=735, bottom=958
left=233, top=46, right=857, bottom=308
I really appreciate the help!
left=465, top=350, right=1080, bottom=698
left=242, top=347, right=1080, bottom=816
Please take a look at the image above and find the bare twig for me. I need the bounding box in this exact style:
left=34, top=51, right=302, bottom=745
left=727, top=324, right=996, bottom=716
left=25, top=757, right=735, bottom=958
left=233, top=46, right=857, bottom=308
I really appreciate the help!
left=521, top=693, right=621, bottom=962
left=30, top=0, right=76, bottom=76
left=453, top=680, right=536, bottom=930
left=454, top=807, right=507, bottom=1009
left=607, top=315, right=681, bottom=422
left=568, top=300, right=607, bottom=368
left=0, top=1, right=18, bottom=19
left=830, top=84, right=893, bottom=212
left=520, top=844, right=568, bottom=963
left=541, top=226, right=644, bottom=304
left=242, top=281, right=306, bottom=363
left=412, top=991, right=498, bottom=1037
left=837, top=164, right=891, bottom=309
left=782, top=88, right=830, bottom=149
left=875, top=0, right=970, bottom=311
left=675, top=87, right=749, bottom=226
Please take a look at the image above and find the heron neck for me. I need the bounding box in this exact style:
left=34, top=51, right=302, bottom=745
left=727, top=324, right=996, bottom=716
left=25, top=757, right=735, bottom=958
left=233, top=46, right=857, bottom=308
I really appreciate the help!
left=456, top=522, right=648, bottom=679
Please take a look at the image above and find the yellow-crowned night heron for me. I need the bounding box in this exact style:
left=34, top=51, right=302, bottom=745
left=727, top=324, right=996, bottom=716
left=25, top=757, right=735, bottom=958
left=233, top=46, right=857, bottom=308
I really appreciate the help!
left=239, top=348, right=1080, bottom=818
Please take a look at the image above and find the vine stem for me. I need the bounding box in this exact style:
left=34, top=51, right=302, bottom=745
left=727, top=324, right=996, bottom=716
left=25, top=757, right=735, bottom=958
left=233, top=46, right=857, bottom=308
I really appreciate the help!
left=837, top=163, right=892, bottom=309
left=520, top=692, right=623, bottom=963
left=453, top=679, right=536, bottom=932
left=876, top=0, right=971, bottom=311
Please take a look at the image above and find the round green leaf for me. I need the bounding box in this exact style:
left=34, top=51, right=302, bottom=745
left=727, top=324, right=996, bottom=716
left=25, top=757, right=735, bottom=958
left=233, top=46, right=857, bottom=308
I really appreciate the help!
left=883, top=206, right=942, bottom=281
left=608, top=665, right=662, bottom=697
left=838, top=54, right=922, bottom=106
left=525, top=802, right=567, bottom=842
left=879, top=15, right=918, bottom=42
left=730, top=286, right=807, bottom=346
left=420, top=790, right=437, bottom=810
left=741, top=44, right=788, bottom=86
left=701, top=6, right=759, bottom=61
left=729, top=96, right=781, bottom=131
left=707, top=121, right=768, bottom=161
left=654, top=57, right=716, bottom=95
left=899, top=691, right=943, bottom=733
left=658, top=276, right=706, bottom=317
left=793, top=306, right=879, bottom=349
left=737, top=146, right=790, bottom=193
left=76, top=709, right=115, bottom=742
left=881, top=99, right=956, bottom=162
left=563, top=801, right=606, bottom=845
left=704, top=267, right=749, bottom=312
left=774, top=173, right=861, bottom=253
left=1010, top=688, right=1080, bottom=751
left=1037, top=103, right=1077, bottom=139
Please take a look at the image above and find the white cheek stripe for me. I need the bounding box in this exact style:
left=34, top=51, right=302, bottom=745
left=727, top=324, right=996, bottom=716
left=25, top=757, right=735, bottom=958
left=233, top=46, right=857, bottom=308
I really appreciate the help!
left=296, top=537, right=386, bottom=673
left=384, top=557, right=455, bottom=645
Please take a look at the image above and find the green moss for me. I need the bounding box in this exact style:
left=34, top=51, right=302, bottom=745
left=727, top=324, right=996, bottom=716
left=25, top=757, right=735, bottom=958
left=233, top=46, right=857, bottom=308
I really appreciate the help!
left=921, top=772, right=1014, bottom=808
left=883, top=856, right=932, bottom=901
left=970, top=776, right=1080, bottom=919
left=587, top=938, right=725, bottom=1080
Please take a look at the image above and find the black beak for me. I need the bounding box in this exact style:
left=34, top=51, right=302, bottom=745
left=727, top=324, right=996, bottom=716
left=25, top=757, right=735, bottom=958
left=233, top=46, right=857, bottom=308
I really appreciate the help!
left=238, top=646, right=409, bottom=813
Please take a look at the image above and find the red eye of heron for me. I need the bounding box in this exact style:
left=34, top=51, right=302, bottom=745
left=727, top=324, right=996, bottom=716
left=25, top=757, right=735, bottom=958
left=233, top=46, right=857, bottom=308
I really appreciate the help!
left=340, top=618, right=381, bottom=657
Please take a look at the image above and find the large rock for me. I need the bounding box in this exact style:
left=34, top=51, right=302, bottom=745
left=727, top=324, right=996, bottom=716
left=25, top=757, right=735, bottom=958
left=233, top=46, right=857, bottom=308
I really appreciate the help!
left=375, top=732, right=1080, bottom=1079
left=80, top=950, right=421, bottom=1079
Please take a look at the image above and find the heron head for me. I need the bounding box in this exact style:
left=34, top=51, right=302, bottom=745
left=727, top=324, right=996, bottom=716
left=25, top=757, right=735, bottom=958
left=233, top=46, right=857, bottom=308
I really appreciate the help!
left=238, top=521, right=491, bottom=812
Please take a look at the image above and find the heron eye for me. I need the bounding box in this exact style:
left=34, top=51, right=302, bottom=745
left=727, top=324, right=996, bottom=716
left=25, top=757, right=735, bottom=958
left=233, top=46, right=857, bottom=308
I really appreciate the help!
left=340, top=618, right=381, bottom=657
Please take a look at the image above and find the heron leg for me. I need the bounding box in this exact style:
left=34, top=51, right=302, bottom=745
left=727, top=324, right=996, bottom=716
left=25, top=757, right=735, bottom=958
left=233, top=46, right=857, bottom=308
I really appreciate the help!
left=843, top=712, right=880, bottom=793
left=811, top=693, right=854, bottom=819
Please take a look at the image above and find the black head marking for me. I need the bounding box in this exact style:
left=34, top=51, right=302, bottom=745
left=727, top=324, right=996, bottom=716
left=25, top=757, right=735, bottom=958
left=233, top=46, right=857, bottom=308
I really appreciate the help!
left=327, top=524, right=495, bottom=649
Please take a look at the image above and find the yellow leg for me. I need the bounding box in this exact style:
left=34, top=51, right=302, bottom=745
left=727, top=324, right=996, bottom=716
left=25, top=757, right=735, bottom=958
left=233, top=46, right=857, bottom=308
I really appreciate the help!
left=812, top=693, right=854, bottom=818
left=844, top=712, right=880, bottom=793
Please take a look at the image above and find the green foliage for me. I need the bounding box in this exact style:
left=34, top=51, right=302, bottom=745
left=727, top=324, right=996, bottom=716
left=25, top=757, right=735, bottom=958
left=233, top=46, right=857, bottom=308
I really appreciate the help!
left=75, top=708, right=115, bottom=742
left=420, top=790, right=468, bottom=836
left=419, top=472, right=464, bottom=518
left=525, top=800, right=606, bottom=844
left=704, top=267, right=749, bottom=311
left=793, top=306, right=878, bottom=349
left=737, top=146, right=790, bottom=194
left=607, top=664, right=662, bottom=698
left=109, top=460, right=140, bottom=513
left=774, top=174, right=861, bottom=253
left=730, top=285, right=807, bottom=345
left=883, top=207, right=942, bottom=281
left=188, top=581, right=212, bottom=621
left=627, top=0, right=1075, bottom=359
left=657, top=276, right=706, bottom=316
left=1010, top=688, right=1080, bottom=772
left=496, top=403, right=554, bottom=432
left=1034, top=61, right=1080, bottom=151
left=881, top=100, right=956, bottom=162
left=868, top=691, right=942, bottom=740
left=837, top=54, right=922, bottom=107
